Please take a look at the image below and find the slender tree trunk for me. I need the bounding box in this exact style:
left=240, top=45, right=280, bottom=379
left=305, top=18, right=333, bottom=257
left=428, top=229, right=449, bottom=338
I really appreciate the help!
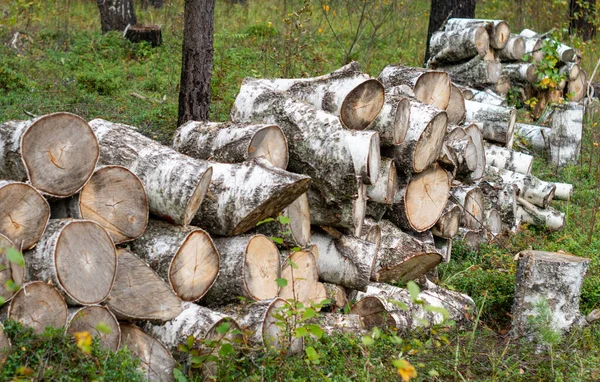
left=424, top=0, right=476, bottom=64
left=178, top=0, right=216, bottom=126
left=97, top=0, right=137, bottom=33
left=570, top=0, right=596, bottom=41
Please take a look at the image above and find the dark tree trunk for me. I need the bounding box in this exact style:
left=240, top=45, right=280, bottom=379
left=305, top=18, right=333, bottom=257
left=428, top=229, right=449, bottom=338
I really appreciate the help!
left=178, top=0, right=216, bottom=126
left=97, top=0, right=137, bottom=33
left=569, top=0, right=596, bottom=41
left=424, top=0, right=476, bottom=64
left=142, top=0, right=163, bottom=9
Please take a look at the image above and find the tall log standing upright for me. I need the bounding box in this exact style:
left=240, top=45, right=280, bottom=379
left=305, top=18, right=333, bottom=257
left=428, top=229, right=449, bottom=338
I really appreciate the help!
left=569, top=0, right=596, bottom=41
left=424, top=0, right=476, bottom=63
left=97, top=0, right=137, bottom=33
left=178, top=0, right=216, bottom=126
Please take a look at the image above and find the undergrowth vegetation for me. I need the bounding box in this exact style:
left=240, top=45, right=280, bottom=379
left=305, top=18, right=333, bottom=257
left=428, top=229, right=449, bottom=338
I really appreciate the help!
left=2, top=0, right=600, bottom=380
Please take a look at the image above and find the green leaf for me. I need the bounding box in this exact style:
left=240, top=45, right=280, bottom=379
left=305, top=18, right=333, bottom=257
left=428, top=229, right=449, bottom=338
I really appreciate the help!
left=305, top=346, right=319, bottom=363
left=306, top=324, right=323, bottom=339
left=270, top=236, right=284, bottom=244
left=216, top=322, right=230, bottom=335
left=372, top=327, right=381, bottom=340
left=173, top=368, right=188, bottom=382
left=276, top=278, right=288, bottom=287
left=290, top=246, right=302, bottom=252
left=186, top=335, right=195, bottom=349
left=424, top=305, right=450, bottom=319
left=95, top=322, right=112, bottom=334
left=294, top=327, right=308, bottom=337
left=6, top=248, right=24, bottom=268
left=177, top=343, right=188, bottom=353
left=362, top=335, right=375, bottom=346
left=256, top=217, right=275, bottom=226
left=218, top=343, right=234, bottom=357
left=390, top=299, right=408, bottom=310
left=302, top=307, right=317, bottom=320
left=278, top=215, right=291, bottom=225
left=5, top=280, right=19, bottom=293
left=288, top=259, right=298, bottom=269
left=407, top=281, right=420, bottom=302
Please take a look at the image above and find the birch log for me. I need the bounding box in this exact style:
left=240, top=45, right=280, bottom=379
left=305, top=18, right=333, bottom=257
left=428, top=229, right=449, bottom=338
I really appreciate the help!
left=232, top=79, right=380, bottom=204
left=553, top=182, right=573, bottom=201
left=310, top=313, right=365, bottom=335
left=522, top=36, right=543, bottom=62
left=497, top=35, right=525, bottom=61
left=517, top=197, right=565, bottom=231
left=447, top=84, right=467, bottom=124
left=372, top=220, right=442, bottom=283
left=0, top=234, right=24, bottom=303
left=217, top=298, right=304, bottom=353
left=456, top=228, right=488, bottom=249
left=427, top=26, right=490, bottom=65
left=384, top=163, right=451, bottom=232
left=120, top=324, right=177, bottom=382
left=106, top=249, right=183, bottom=322
left=432, top=201, right=462, bottom=238
left=192, top=159, right=310, bottom=236
left=451, top=185, right=484, bottom=230
left=494, top=75, right=511, bottom=95
left=8, top=281, right=68, bottom=334
left=437, top=56, right=502, bottom=88
left=465, top=100, right=516, bottom=148
left=512, top=251, right=589, bottom=339
left=66, top=305, right=121, bottom=351
left=24, top=219, right=116, bottom=305
left=0, top=180, right=50, bottom=250
left=486, top=166, right=556, bottom=208
left=445, top=19, right=511, bottom=49
left=567, top=70, right=587, bottom=102
left=129, top=220, right=220, bottom=302
left=367, top=91, right=410, bottom=146
left=378, top=65, right=451, bottom=109
left=0, top=113, right=99, bottom=198
left=173, top=121, right=289, bottom=169
left=311, top=230, right=378, bottom=291
left=255, top=62, right=385, bottom=130
left=88, top=118, right=212, bottom=226
left=319, top=283, right=348, bottom=311
left=548, top=102, right=584, bottom=167
left=502, top=63, right=537, bottom=85
left=484, top=143, right=533, bottom=175
left=50, top=166, right=148, bottom=244
left=201, top=234, right=280, bottom=306
left=367, top=158, right=397, bottom=204
left=560, top=62, right=580, bottom=82
left=462, top=123, right=487, bottom=181
left=254, top=193, right=311, bottom=247
left=479, top=181, right=518, bottom=231
left=279, top=249, right=321, bottom=305
left=471, top=89, right=507, bottom=106
left=445, top=137, right=479, bottom=180
left=514, top=123, right=549, bottom=152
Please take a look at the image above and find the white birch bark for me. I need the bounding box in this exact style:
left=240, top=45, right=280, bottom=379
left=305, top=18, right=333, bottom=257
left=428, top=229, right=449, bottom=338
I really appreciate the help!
left=378, top=65, right=451, bottom=110
left=486, top=165, right=556, bottom=208
left=484, top=143, right=533, bottom=175
left=427, top=26, right=490, bottom=65
left=445, top=19, right=511, bottom=49
left=516, top=197, right=565, bottom=231
left=548, top=102, right=584, bottom=166
left=514, top=123, right=549, bottom=152
left=465, top=100, right=516, bottom=148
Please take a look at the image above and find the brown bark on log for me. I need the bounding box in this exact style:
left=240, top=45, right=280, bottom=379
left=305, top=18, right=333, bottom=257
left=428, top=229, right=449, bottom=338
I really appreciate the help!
left=129, top=220, right=220, bottom=302
left=8, top=281, right=68, bottom=334
left=378, top=65, right=451, bottom=110
left=107, top=249, right=183, bottom=322
left=66, top=305, right=121, bottom=351
left=0, top=234, right=25, bottom=303
left=88, top=118, right=212, bottom=226
left=120, top=324, right=177, bottom=382
left=173, top=121, right=288, bottom=169
left=0, top=113, right=99, bottom=198
left=0, top=180, right=50, bottom=250
left=24, top=219, right=116, bottom=306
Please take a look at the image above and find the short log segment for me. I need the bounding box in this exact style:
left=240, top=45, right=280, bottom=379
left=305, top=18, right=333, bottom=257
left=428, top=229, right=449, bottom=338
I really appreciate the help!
left=129, top=220, right=220, bottom=302
left=367, top=158, right=397, bottom=204
left=486, top=166, right=556, bottom=208
left=0, top=180, right=50, bottom=250
left=279, top=249, right=321, bottom=305
left=522, top=36, right=543, bottom=62
left=445, top=137, right=479, bottom=180
left=485, top=144, right=533, bottom=175
left=88, top=118, right=213, bottom=226
left=254, top=193, right=311, bottom=247
left=432, top=201, right=462, bottom=239
left=437, top=56, right=502, bottom=89
left=372, top=220, right=442, bottom=283
left=560, top=62, right=580, bottom=82
left=50, top=166, right=148, bottom=244
left=548, top=102, right=584, bottom=167
left=107, top=249, right=183, bottom=322
left=427, top=26, right=490, bottom=65
left=471, top=89, right=507, bottom=106
left=517, top=197, right=565, bottom=231
left=217, top=298, right=304, bottom=354
left=120, top=324, right=177, bottom=382
left=0, top=234, right=25, bottom=303
left=451, top=185, right=484, bottom=230
left=24, top=219, right=116, bottom=305
left=255, top=62, right=385, bottom=130
left=310, top=313, right=365, bottom=335
left=553, top=182, right=573, bottom=201
left=514, top=123, right=549, bottom=152
left=307, top=183, right=367, bottom=236
left=378, top=65, right=451, bottom=110
left=479, top=181, right=518, bottom=231
left=382, top=97, right=448, bottom=173
left=311, top=230, right=378, bottom=291
left=367, top=91, right=410, bottom=146
left=384, top=163, right=451, bottom=232
left=144, top=302, right=243, bottom=354
left=445, top=19, right=511, bottom=49
left=173, top=121, right=289, bottom=169
left=465, top=100, right=516, bottom=148
left=192, top=159, right=310, bottom=236
left=320, top=283, right=349, bottom=311
left=497, top=35, right=525, bottom=61
left=447, top=84, right=467, bottom=124
left=232, top=79, right=380, bottom=204
left=0, top=113, right=99, bottom=198
left=567, top=70, right=587, bottom=102
left=8, top=281, right=68, bottom=334
left=66, top=305, right=121, bottom=351
left=502, top=63, right=537, bottom=86
left=512, top=251, right=589, bottom=339
left=201, top=234, right=280, bottom=307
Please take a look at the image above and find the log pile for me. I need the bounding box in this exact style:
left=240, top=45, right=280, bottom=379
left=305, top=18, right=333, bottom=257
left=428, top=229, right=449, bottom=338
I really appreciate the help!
left=0, top=58, right=578, bottom=380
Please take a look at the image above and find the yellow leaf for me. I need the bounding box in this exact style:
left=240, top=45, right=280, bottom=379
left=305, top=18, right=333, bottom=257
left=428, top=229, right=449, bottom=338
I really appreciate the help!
left=394, top=359, right=417, bottom=382
left=333, top=9, right=337, bottom=17
left=74, top=331, right=92, bottom=355
left=322, top=4, right=330, bottom=12
left=318, top=28, right=324, bottom=33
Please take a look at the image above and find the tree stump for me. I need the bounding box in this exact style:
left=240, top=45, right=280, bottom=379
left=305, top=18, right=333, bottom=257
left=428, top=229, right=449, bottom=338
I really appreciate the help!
left=124, top=24, right=162, bottom=47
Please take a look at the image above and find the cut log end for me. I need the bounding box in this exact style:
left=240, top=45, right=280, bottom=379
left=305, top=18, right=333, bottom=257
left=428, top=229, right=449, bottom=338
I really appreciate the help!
left=405, top=163, right=451, bottom=231
left=21, top=113, right=99, bottom=197
left=248, top=125, right=289, bottom=169
left=487, top=60, right=502, bottom=84
left=8, top=281, right=68, bottom=334
left=350, top=297, right=397, bottom=330
left=286, top=193, right=311, bottom=246
left=368, top=159, right=397, bottom=204
left=492, top=21, right=511, bottom=49
left=367, top=133, right=382, bottom=184
left=341, top=79, right=385, bottom=131
left=0, top=234, right=24, bottom=302
left=475, top=26, right=491, bottom=56
left=183, top=166, right=213, bottom=226
left=414, top=71, right=451, bottom=110
left=395, top=97, right=410, bottom=144
left=447, top=84, right=466, bottom=125
left=170, top=229, right=220, bottom=302
left=414, top=111, right=448, bottom=172
left=67, top=305, right=121, bottom=351
left=376, top=252, right=443, bottom=283
left=245, top=235, right=280, bottom=300
left=120, top=324, right=176, bottom=382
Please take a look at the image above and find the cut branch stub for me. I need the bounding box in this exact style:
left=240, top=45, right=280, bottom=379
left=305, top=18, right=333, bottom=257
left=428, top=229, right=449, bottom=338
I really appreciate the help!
left=107, top=248, right=183, bottom=322
left=201, top=234, right=280, bottom=306
left=25, top=219, right=116, bottom=305
left=88, top=118, right=212, bottom=226
left=193, top=159, right=311, bottom=236
left=66, top=305, right=121, bottom=351
left=173, top=121, right=289, bottom=169
left=0, top=234, right=24, bottom=303
left=8, top=281, right=68, bottom=334
left=0, top=113, right=99, bottom=198
left=0, top=180, right=50, bottom=250
left=129, top=220, right=220, bottom=302
left=378, top=65, right=451, bottom=109
left=120, top=324, right=177, bottom=382
left=445, top=19, right=510, bottom=49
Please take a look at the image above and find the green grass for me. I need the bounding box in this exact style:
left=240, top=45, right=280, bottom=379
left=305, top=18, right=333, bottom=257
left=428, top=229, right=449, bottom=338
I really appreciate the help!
left=3, top=0, right=600, bottom=380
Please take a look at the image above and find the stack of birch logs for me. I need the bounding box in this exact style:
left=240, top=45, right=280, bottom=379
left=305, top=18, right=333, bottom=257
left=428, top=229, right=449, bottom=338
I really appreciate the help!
left=0, top=58, right=575, bottom=380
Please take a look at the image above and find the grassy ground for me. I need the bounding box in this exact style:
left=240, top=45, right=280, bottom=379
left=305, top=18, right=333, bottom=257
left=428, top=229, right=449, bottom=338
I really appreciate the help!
left=2, top=0, right=600, bottom=380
